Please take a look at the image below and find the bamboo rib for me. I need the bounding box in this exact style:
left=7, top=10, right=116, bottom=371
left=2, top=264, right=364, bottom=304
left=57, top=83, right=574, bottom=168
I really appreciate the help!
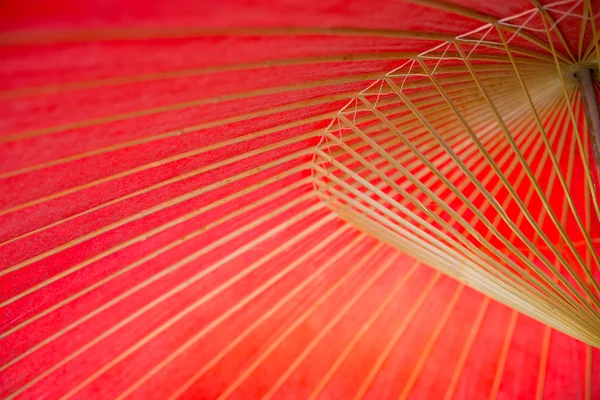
left=0, top=71, right=386, bottom=143
left=0, top=91, right=355, bottom=180
left=0, top=65, right=538, bottom=146
left=376, top=90, right=568, bottom=276
left=536, top=326, right=553, bottom=399
left=0, top=186, right=318, bottom=372
left=578, top=0, right=590, bottom=60
left=153, top=111, right=513, bottom=397
left=0, top=68, right=527, bottom=183
left=213, top=243, right=392, bottom=400
left=0, top=24, right=558, bottom=63
left=447, top=46, right=600, bottom=311
left=416, top=56, right=593, bottom=290
left=338, top=208, right=598, bottom=343
left=311, top=0, right=600, bottom=348
left=0, top=26, right=456, bottom=46
left=0, top=153, right=316, bottom=307
left=0, top=172, right=311, bottom=341
left=262, top=267, right=439, bottom=400
left=64, top=211, right=344, bottom=399
left=304, top=268, right=435, bottom=400
left=0, top=140, right=316, bottom=279
left=318, top=108, right=600, bottom=340
left=314, top=139, right=596, bottom=332
left=30, top=86, right=506, bottom=348
left=497, top=29, right=600, bottom=292
left=0, top=52, right=538, bottom=102
left=315, top=156, right=600, bottom=339
left=354, top=93, right=600, bottom=322
left=122, top=226, right=364, bottom=399
left=404, top=0, right=568, bottom=61
left=397, top=283, right=465, bottom=400
left=543, top=15, right=600, bottom=224
left=489, top=310, right=519, bottom=400
left=6, top=203, right=335, bottom=399
left=0, top=70, right=526, bottom=219
left=582, top=0, right=600, bottom=62
left=529, top=0, right=577, bottom=63
left=328, top=88, right=551, bottom=270
left=164, top=230, right=372, bottom=399
left=513, top=92, right=577, bottom=251
left=6, top=131, right=412, bottom=342
left=349, top=271, right=441, bottom=400
left=443, top=298, right=490, bottom=400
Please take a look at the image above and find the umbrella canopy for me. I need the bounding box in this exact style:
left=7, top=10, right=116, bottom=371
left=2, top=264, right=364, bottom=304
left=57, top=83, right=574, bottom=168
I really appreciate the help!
left=0, top=0, right=599, bottom=399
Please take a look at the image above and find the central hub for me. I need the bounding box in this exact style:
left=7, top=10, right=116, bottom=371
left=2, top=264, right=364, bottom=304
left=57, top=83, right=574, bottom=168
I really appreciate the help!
left=563, top=62, right=599, bottom=84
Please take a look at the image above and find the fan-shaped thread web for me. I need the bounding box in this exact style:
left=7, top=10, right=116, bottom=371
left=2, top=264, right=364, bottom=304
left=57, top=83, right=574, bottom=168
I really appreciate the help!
left=312, top=0, right=600, bottom=347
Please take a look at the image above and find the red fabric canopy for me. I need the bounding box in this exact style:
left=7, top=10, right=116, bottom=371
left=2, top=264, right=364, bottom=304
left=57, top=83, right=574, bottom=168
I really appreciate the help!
left=0, top=0, right=599, bottom=398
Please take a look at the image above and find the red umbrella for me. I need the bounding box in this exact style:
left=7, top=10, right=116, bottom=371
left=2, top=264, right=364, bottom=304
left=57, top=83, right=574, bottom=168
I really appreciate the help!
left=0, top=0, right=598, bottom=398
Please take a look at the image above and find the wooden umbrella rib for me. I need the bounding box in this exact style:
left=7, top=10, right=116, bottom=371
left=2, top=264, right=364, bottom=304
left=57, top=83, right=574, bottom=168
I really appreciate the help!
left=417, top=54, right=580, bottom=279
left=0, top=71, right=386, bottom=143
left=336, top=208, right=600, bottom=344
left=585, top=343, right=593, bottom=400
left=582, top=0, right=600, bottom=62
left=443, top=298, right=490, bottom=400
left=542, top=14, right=600, bottom=223
left=319, top=158, right=553, bottom=318
left=323, top=119, right=600, bottom=336
left=1, top=114, right=468, bottom=308
left=361, top=81, right=600, bottom=318
left=515, top=93, right=574, bottom=251
left=0, top=26, right=456, bottom=46
left=452, top=43, right=579, bottom=286
left=404, top=0, right=571, bottom=63
left=0, top=139, right=318, bottom=279
left=488, top=310, right=519, bottom=400
left=310, top=0, right=600, bottom=347
left=535, top=326, right=552, bottom=399
left=578, top=0, right=590, bottom=60
left=115, top=225, right=365, bottom=400
left=452, top=42, right=600, bottom=312
left=330, top=98, right=587, bottom=312
left=162, top=230, right=369, bottom=400
left=212, top=242, right=388, bottom=400
left=0, top=169, right=312, bottom=341
left=347, top=269, right=440, bottom=400
left=260, top=259, right=430, bottom=400
left=529, top=0, right=577, bottom=63
left=3, top=66, right=532, bottom=144
left=7, top=204, right=337, bottom=400
left=0, top=116, right=328, bottom=218
left=397, top=283, right=465, bottom=400
left=304, top=261, right=423, bottom=400
left=0, top=91, right=356, bottom=179
left=494, top=29, right=600, bottom=298
left=0, top=69, right=524, bottom=181
left=0, top=52, right=536, bottom=101
left=12, top=109, right=516, bottom=376
left=0, top=52, right=424, bottom=101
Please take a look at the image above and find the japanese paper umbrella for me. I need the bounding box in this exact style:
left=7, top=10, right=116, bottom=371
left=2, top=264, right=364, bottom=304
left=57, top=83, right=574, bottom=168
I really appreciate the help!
left=1, top=0, right=600, bottom=399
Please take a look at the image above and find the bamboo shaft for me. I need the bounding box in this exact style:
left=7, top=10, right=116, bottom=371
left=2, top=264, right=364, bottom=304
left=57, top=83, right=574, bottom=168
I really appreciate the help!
left=576, top=68, right=600, bottom=189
